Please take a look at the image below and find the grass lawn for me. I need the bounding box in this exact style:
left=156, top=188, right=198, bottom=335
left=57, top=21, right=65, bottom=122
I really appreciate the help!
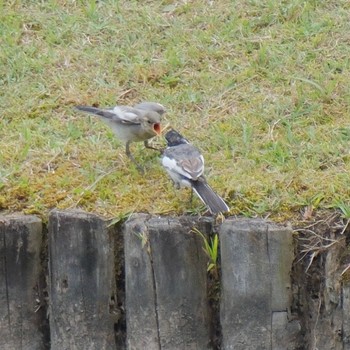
left=1, top=0, right=350, bottom=222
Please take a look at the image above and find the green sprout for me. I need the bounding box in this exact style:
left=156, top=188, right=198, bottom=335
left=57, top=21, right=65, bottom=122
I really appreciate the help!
left=192, top=228, right=219, bottom=273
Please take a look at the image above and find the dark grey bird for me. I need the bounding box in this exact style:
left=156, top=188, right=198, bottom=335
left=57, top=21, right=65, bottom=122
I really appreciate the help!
left=161, top=129, right=229, bottom=214
left=75, top=102, right=166, bottom=172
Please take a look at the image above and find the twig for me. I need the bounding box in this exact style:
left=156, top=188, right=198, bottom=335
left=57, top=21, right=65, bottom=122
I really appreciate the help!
left=341, top=264, right=350, bottom=276
left=340, top=218, right=350, bottom=235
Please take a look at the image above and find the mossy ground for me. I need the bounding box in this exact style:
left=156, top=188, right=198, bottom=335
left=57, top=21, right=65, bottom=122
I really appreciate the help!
left=1, top=0, right=350, bottom=222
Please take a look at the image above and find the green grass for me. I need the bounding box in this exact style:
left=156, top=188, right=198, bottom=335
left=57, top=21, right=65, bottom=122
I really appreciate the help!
left=193, top=227, right=219, bottom=273
left=1, top=0, right=350, bottom=221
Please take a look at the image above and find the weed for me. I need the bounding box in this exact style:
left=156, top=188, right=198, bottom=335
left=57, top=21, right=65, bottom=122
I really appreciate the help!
left=331, top=199, right=350, bottom=234
left=193, top=228, right=219, bottom=274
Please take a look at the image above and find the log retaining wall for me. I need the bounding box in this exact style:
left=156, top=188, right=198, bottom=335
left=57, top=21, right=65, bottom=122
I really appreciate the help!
left=1, top=210, right=348, bottom=349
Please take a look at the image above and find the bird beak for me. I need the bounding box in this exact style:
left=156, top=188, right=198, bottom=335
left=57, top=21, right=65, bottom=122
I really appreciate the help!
left=154, top=123, right=161, bottom=135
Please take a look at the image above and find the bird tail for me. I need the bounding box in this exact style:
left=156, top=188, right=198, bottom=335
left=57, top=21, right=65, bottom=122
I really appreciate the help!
left=191, top=180, right=229, bottom=214
left=75, top=106, right=116, bottom=120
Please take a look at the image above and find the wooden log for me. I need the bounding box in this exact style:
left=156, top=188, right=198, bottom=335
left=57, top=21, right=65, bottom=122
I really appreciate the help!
left=124, top=214, right=159, bottom=349
left=124, top=214, right=212, bottom=350
left=0, top=214, right=46, bottom=350
left=310, top=243, right=343, bottom=350
left=271, top=311, right=301, bottom=350
left=220, top=218, right=297, bottom=350
left=48, top=210, right=116, bottom=350
left=343, top=283, right=350, bottom=349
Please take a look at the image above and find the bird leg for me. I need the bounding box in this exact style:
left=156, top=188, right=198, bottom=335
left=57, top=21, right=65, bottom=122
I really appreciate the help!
left=189, top=188, right=194, bottom=204
left=125, top=141, right=144, bottom=174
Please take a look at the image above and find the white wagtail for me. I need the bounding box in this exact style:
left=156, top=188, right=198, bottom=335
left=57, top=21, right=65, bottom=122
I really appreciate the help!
left=161, top=129, right=229, bottom=214
left=75, top=102, right=165, bottom=172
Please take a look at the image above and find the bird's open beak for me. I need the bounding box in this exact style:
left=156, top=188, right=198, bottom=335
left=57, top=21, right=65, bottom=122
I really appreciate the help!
left=154, top=123, right=161, bottom=135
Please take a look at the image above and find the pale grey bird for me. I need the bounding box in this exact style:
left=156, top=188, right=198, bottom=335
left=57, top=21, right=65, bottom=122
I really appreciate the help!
left=161, top=129, right=229, bottom=214
left=75, top=102, right=166, bottom=172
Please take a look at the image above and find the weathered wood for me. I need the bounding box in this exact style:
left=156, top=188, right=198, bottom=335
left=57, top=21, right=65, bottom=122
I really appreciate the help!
left=124, top=214, right=212, bottom=350
left=0, top=214, right=46, bottom=350
left=343, top=283, right=350, bottom=349
left=271, top=311, right=300, bottom=350
left=267, top=224, right=294, bottom=311
left=48, top=210, right=116, bottom=350
left=220, top=219, right=271, bottom=350
left=10, top=211, right=350, bottom=349
left=305, top=242, right=344, bottom=350
left=220, top=218, right=297, bottom=350
left=124, top=214, right=159, bottom=349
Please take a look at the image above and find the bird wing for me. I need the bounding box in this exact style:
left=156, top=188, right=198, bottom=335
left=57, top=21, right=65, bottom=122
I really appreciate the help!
left=163, top=144, right=204, bottom=180
left=75, top=105, right=142, bottom=125
left=112, top=106, right=144, bottom=125
left=76, top=104, right=160, bottom=126
left=178, top=156, right=204, bottom=179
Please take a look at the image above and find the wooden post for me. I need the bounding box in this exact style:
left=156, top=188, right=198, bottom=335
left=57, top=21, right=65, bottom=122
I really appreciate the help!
left=220, top=218, right=298, bottom=350
left=0, top=214, right=46, bottom=350
left=48, top=210, right=117, bottom=349
left=124, top=214, right=212, bottom=350
left=343, top=283, right=350, bottom=349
